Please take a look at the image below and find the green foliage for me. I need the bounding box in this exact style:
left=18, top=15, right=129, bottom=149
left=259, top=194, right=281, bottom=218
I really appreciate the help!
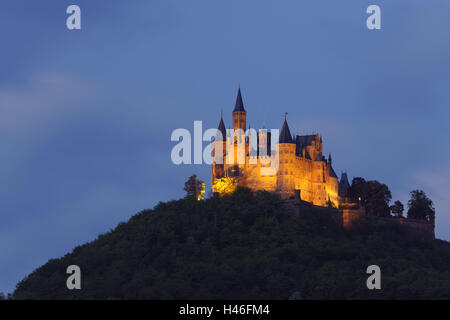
left=13, top=188, right=450, bottom=299
left=351, top=178, right=392, bottom=217
left=184, top=174, right=205, bottom=200
left=407, top=190, right=435, bottom=221
left=390, top=200, right=404, bottom=218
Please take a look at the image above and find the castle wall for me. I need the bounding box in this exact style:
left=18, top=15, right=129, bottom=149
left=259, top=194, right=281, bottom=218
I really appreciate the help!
left=342, top=208, right=366, bottom=228
left=378, top=217, right=435, bottom=240
left=212, top=135, right=339, bottom=207
left=342, top=208, right=435, bottom=239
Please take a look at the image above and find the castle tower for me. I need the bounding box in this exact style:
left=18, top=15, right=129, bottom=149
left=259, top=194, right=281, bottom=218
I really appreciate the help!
left=212, top=114, right=227, bottom=182
left=277, top=115, right=296, bottom=198
left=257, top=128, right=271, bottom=157
left=228, top=86, right=247, bottom=170
left=211, top=115, right=227, bottom=193
left=232, top=87, right=247, bottom=132
left=339, top=171, right=351, bottom=198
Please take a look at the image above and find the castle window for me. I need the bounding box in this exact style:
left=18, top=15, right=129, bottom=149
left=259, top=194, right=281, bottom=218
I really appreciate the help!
left=285, top=170, right=288, bottom=175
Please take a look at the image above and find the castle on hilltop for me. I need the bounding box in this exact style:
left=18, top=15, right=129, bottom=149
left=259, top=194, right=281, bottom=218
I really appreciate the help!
left=212, top=87, right=351, bottom=208
left=210, top=87, right=435, bottom=239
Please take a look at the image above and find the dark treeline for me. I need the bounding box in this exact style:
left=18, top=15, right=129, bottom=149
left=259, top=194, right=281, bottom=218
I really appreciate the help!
left=12, top=186, right=450, bottom=299
left=348, top=177, right=435, bottom=221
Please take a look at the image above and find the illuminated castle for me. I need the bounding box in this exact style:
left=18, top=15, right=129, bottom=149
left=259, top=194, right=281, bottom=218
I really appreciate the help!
left=212, top=87, right=342, bottom=207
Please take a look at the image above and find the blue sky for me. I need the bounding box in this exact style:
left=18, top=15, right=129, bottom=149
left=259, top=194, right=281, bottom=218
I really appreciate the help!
left=1, top=0, right=450, bottom=294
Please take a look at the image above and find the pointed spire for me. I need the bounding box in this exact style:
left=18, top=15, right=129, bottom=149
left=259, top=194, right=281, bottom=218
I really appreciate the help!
left=338, top=171, right=351, bottom=197
left=233, top=86, right=246, bottom=112
left=340, top=171, right=350, bottom=188
left=216, top=115, right=226, bottom=141
left=279, top=113, right=293, bottom=143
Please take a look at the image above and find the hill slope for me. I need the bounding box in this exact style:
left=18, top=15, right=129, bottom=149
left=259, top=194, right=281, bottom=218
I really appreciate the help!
left=13, top=188, right=450, bottom=299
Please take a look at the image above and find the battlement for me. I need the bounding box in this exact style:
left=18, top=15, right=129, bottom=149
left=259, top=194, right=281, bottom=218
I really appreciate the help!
left=286, top=199, right=435, bottom=240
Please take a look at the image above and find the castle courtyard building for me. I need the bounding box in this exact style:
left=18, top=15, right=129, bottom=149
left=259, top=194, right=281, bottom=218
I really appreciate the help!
left=212, top=88, right=340, bottom=207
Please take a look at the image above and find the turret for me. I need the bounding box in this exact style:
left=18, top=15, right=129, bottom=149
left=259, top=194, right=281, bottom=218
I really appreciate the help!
left=279, top=113, right=293, bottom=144
left=276, top=114, right=296, bottom=197
left=232, top=86, right=247, bottom=132
left=212, top=115, right=227, bottom=180
left=216, top=113, right=226, bottom=141
left=339, top=171, right=351, bottom=198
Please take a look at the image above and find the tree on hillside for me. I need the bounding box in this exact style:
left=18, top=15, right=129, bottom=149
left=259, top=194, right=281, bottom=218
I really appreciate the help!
left=351, top=178, right=392, bottom=217
left=390, top=200, right=404, bottom=218
left=213, top=177, right=237, bottom=196
left=184, top=174, right=205, bottom=200
left=350, top=177, right=372, bottom=208
left=407, top=190, right=435, bottom=221
left=350, top=177, right=368, bottom=202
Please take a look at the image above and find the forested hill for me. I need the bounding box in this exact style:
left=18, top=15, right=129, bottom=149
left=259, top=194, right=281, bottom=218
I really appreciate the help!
left=13, top=188, right=450, bottom=299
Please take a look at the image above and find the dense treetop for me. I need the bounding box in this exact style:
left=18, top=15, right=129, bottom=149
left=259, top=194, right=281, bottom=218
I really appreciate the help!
left=13, top=188, right=450, bottom=299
